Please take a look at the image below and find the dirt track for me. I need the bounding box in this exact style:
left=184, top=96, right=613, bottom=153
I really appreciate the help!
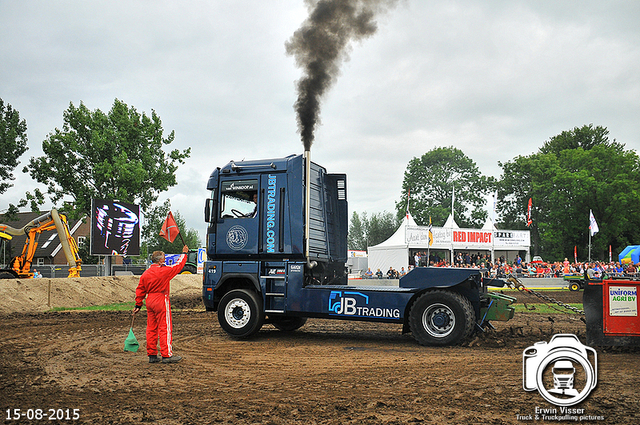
left=1, top=287, right=638, bottom=424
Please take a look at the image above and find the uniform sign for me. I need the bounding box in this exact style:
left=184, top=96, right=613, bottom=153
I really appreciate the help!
left=609, top=286, right=638, bottom=316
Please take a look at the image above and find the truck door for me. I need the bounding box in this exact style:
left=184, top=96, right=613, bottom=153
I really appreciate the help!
left=259, top=173, right=287, bottom=254
left=216, top=179, right=259, bottom=256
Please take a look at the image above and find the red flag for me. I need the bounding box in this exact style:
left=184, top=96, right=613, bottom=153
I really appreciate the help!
left=159, top=211, right=180, bottom=243
left=526, top=198, right=532, bottom=227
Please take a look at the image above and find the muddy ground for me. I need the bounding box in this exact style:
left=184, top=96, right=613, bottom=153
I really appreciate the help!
left=1, top=289, right=639, bottom=424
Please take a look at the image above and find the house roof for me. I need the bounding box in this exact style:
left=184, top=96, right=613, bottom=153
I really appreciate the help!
left=0, top=211, right=86, bottom=259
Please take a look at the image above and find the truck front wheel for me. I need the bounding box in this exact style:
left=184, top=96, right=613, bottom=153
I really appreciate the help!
left=218, top=289, right=264, bottom=338
left=409, top=290, right=475, bottom=346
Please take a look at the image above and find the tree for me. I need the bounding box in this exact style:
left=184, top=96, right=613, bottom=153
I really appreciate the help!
left=23, top=99, right=190, bottom=219
left=497, top=125, right=640, bottom=260
left=0, top=98, right=28, bottom=195
left=348, top=211, right=399, bottom=250
left=347, top=211, right=366, bottom=251
left=397, top=147, right=494, bottom=228
left=142, top=200, right=202, bottom=256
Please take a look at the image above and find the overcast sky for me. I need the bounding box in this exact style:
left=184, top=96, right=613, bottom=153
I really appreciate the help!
left=2, top=0, right=640, bottom=242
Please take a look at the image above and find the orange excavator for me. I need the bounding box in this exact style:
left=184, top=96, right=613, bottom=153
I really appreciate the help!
left=0, top=209, right=82, bottom=279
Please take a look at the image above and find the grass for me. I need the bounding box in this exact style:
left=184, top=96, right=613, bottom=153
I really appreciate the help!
left=513, top=303, right=583, bottom=314
left=49, top=302, right=137, bottom=312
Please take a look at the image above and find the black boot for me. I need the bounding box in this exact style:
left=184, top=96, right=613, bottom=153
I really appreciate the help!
left=161, top=355, right=182, bottom=364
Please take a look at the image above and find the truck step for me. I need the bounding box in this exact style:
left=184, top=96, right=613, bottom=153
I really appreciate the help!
left=265, top=292, right=285, bottom=297
left=265, top=309, right=285, bottom=314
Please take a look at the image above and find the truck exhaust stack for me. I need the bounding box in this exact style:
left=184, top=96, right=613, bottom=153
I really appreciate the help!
left=304, top=150, right=317, bottom=270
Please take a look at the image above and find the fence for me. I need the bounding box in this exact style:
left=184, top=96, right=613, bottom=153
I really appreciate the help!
left=27, top=264, right=147, bottom=278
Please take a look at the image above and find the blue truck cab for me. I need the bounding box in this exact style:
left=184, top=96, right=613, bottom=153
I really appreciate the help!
left=203, top=153, right=514, bottom=346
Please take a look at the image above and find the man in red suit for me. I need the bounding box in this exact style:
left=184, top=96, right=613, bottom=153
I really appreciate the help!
left=133, top=245, right=188, bottom=363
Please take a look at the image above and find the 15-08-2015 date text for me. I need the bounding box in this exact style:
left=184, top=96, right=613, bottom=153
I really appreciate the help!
left=5, top=408, right=80, bottom=421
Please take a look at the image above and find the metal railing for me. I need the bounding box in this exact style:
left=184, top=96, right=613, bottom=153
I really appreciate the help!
left=20, top=264, right=147, bottom=278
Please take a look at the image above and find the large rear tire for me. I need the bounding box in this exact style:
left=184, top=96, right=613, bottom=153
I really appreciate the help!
left=569, top=282, right=581, bottom=292
left=272, top=316, right=307, bottom=332
left=180, top=264, right=197, bottom=274
left=218, top=289, right=264, bottom=338
left=409, top=290, right=475, bottom=346
left=0, top=271, right=17, bottom=279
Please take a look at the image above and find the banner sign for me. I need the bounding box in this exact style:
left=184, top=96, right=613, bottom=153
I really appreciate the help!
left=609, top=286, right=638, bottom=317
left=405, top=226, right=529, bottom=250
left=90, top=199, right=140, bottom=256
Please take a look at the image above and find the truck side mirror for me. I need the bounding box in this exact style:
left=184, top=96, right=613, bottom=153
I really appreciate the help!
left=204, top=198, right=216, bottom=223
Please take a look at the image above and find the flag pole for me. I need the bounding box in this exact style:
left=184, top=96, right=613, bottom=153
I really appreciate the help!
left=588, top=209, right=597, bottom=263
left=589, top=226, right=591, bottom=262
left=427, top=216, right=431, bottom=268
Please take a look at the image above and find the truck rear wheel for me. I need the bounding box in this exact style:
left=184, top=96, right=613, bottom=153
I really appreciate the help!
left=271, top=316, right=307, bottom=332
left=0, top=271, right=16, bottom=279
left=409, top=290, right=475, bottom=346
left=218, top=289, right=264, bottom=338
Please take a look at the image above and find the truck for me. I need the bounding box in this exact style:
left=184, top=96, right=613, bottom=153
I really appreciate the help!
left=0, top=209, right=82, bottom=279
left=202, top=153, right=515, bottom=346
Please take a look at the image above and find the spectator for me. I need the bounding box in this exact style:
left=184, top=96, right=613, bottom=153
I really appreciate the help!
left=364, top=268, right=373, bottom=279
left=33, top=269, right=42, bottom=278
left=375, top=269, right=383, bottom=279
left=387, top=267, right=395, bottom=279
left=614, top=263, right=624, bottom=275
left=626, top=263, right=637, bottom=275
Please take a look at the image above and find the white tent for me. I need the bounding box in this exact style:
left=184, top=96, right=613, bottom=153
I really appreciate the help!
left=482, top=217, right=497, bottom=230
left=367, top=213, right=417, bottom=274
left=443, top=213, right=459, bottom=229
left=367, top=213, right=531, bottom=271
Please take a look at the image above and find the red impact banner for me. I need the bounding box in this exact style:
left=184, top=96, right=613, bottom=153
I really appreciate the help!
left=159, top=211, right=180, bottom=243
left=526, top=198, right=532, bottom=227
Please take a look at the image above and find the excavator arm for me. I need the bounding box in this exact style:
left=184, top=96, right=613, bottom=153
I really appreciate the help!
left=0, top=209, right=82, bottom=278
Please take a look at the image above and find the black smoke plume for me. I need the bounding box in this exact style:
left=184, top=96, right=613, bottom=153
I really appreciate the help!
left=286, top=0, right=397, bottom=151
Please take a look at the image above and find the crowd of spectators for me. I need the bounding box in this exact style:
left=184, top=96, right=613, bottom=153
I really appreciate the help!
left=363, top=251, right=638, bottom=280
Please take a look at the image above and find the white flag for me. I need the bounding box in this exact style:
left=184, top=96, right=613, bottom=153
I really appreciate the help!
left=589, top=210, right=599, bottom=236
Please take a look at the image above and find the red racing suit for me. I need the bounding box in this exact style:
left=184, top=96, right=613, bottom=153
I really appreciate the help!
left=135, top=253, right=187, bottom=357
